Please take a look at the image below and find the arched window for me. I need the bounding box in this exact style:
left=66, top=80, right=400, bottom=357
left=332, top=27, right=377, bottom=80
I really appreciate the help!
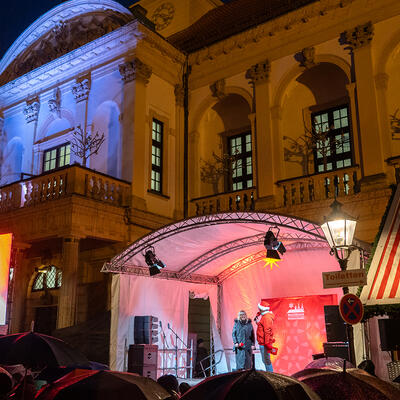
left=32, top=266, right=62, bottom=291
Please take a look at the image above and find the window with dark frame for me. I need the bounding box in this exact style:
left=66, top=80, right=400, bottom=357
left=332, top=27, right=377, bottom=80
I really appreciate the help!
left=43, top=143, right=70, bottom=172
left=32, top=266, right=62, bottom=292
left=312, top=104, right=353, bottom=173
left=229, top=132, right=253, bottom=191
left=151, top=119, right=163, bottom=193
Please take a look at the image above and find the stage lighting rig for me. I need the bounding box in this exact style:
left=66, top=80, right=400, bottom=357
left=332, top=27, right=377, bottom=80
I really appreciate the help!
left=143, top=246, right=166, bottom=276
left=263, top=226, right=286, bottom=269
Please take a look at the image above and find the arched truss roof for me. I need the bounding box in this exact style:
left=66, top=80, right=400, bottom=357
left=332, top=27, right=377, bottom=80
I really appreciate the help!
left=0, top=0, right=132, bottom=76
left=102, top=211, right=328, bottom=283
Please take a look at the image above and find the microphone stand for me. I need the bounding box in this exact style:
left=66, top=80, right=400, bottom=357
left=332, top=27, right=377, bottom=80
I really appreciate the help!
left=159, top=321, right=168, bottom=376
left=168, top=323, right=189, bottom=377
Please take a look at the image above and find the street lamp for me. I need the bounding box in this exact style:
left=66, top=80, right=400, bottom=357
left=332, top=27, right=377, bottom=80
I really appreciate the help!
left=321, top=199, right=358, bottom=365
left=321, top=199, right=357, bottom=273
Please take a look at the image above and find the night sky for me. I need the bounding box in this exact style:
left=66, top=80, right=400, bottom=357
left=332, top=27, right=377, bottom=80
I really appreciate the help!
left=0, top=0, right=234, bottom=60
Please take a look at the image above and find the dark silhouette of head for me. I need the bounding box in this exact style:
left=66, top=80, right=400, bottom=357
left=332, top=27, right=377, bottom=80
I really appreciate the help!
left=157, top=374, right=179, bottom=395
left=358, top=359, right=376, bottom=376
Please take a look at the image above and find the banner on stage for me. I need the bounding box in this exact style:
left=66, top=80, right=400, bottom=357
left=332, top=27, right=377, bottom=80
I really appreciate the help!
left=322, top=269, right=367, bottom=289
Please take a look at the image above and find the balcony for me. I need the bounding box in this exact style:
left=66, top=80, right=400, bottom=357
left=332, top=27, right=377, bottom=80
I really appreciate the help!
left=0, top=165, right=131, bottom=214
left=189, top=188, right=256, bottom=217
left=276, top=166, right=360, bottom=207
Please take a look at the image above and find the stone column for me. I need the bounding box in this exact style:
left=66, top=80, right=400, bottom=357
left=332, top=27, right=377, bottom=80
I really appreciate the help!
left=245, top=60, right=276, bottom=203
left=72, top=76, right=91, bottom=166
left=9, top=243, right=30, bottom=333
left=119, top=57, right=152, bottom=210
left=174, top=84, right=185, bottom=219
left=342, top=22, right=385, bottom=180
left=57, top=236, right=80, bottom=329
left=23, top=98, right=40, bottom=176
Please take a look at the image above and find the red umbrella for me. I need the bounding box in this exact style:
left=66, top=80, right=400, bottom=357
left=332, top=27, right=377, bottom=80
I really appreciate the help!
left=292, top=368, right=400, bottom=400
left=180, top=369, right=320, bottom=400
left=0, top=332, right=89, bottom=370
left=35, top=369, right=171, bottom=400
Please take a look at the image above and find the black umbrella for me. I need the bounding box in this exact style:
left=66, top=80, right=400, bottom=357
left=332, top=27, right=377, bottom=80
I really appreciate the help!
left=181, top=369, right=320, bottom=400
left=0, top=332, right=90, bottom=370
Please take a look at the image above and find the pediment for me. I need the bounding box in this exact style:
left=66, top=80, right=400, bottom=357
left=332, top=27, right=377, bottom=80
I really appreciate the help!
left=0, top=9, right=132, bottom=85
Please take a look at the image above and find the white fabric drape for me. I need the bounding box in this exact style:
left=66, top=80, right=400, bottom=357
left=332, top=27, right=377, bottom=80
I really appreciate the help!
left=110, top=274, right=227, bottom=375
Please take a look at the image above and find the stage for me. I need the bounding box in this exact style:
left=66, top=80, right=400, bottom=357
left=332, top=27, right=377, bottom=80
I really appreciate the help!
left=102, top=212, right=352, bottom=377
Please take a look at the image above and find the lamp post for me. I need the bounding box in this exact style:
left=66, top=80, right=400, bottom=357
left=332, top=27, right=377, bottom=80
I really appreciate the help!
left=321, top=199, right=357, bottom=365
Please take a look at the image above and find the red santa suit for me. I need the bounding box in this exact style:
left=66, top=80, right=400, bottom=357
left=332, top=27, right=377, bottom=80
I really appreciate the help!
left=256, top=310, right=275, bottom=350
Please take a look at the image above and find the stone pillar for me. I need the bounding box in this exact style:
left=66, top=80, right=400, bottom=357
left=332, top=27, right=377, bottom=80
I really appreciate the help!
left=345, top=83, right=361, bottom=167
left=342, top=22, right=385, bottom=179
left=57, top=236, right=80, bottom=329
left=245, top=60, right=276, bottom=202
left=119, top=57, right=152, bottom=210
left=174, top=84, right=185, bottom=219
left=23, top=97, right=40, bottom=175
left=72, top=76, right=91, bottom=166
left=9, top=243, right=30, bottom=333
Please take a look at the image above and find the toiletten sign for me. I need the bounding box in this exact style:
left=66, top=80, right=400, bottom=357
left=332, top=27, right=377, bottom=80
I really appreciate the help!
left=322, top=269, right=367, bottom=289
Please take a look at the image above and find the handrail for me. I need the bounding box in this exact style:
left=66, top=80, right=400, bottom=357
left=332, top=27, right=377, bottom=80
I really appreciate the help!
left=199, top=349, right=224, bottom=377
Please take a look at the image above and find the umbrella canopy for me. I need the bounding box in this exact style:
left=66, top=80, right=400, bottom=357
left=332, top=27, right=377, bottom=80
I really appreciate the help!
left=180, top=369, right=320, bottom=400
left=304, top=357, right=355, bottom=371
left=292, top=368, right=400, bottom=400
left=0, top=332, right=90, bottom=370
left=35, top=369, right=171, bottom=400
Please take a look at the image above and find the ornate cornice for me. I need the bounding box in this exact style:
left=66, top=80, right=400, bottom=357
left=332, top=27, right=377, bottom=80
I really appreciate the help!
left=174, top=84, right=184, bottom=107
left=119, top=57, right=152, bottom=84
left=342, top=21, right=374, bottom=50
left=188, top=0, right=355, bottom=66
left=23, top=97, right=40, bottom=123
left=72, top=77, right=90, bottom=103
left=245, top=60, right=270, bottom=84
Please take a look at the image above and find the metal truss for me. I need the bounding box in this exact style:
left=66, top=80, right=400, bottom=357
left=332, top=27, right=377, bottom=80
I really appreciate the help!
left=107, top=212, right=325, bottom=271
left=101, top=262, right=218, bottom=284
left=179, top=232, right=326, bottom=278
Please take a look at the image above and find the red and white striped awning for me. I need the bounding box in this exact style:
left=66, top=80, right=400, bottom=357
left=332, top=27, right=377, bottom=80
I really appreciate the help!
left=361, top=185, right=400, bottom=304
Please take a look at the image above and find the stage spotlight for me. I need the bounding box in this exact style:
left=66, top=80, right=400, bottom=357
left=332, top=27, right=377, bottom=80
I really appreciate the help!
left=266, top=249, right=281, bottom=261
left=264, top=227, right=286, bottom=255
left=143, top=247, right=166, bottom=276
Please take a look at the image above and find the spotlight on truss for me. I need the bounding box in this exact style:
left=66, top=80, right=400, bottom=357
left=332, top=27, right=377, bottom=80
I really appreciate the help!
left=143, top=247, right=166, bottom=276
left=263, top=226, right=286, bottom=269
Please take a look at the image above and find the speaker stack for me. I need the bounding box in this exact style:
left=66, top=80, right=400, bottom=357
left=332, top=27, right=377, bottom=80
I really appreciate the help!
left=128, top=316, right=159, bottom=379
left=128, top=344, right=158, bottom=380
left=323, top=305, right=350, bottom=361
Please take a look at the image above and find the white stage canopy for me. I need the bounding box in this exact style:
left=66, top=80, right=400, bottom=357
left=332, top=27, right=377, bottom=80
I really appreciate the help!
left=103, top=212, right=343, bottom=375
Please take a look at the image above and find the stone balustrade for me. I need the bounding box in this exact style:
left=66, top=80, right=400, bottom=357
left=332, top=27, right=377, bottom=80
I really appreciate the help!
left=276, top=166, right=360, bottom=207
left=190, top=188, right=256, bottom=216
left=0, top=165, right=130, bottom=212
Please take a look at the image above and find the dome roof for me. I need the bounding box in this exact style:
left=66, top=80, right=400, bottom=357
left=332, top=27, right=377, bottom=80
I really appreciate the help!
left=0, top=0, right=133, bottom=85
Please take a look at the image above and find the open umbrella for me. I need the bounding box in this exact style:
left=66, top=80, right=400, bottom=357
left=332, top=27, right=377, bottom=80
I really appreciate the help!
left=304, top=357, right=354, bottom=371
left=292, top=368, right=400, bottom=400
left=180, top=369, right=320, bottom=400
left=0, top=332, right=90, bottom=370
left=35, top=369, right=171, bottom=400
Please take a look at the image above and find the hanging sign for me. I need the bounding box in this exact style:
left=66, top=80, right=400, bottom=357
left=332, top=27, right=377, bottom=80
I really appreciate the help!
left=322, top=269, right=367, bottom=289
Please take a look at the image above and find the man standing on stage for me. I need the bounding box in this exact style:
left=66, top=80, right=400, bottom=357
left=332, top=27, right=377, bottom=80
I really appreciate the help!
left=255, top=300, right=275, bottom=372
left=232, top=310, right=255, bottom=370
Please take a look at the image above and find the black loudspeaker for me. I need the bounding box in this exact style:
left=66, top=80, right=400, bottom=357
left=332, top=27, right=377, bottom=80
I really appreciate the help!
left=378, top=319, right=400, bottom=351
left=134, top=316, right=158, bottom=344
left=128, top=344, right=158, bottom=380
left=323, top=342, right=350, bottom=361
left=324, top=305, right=347, bottom=342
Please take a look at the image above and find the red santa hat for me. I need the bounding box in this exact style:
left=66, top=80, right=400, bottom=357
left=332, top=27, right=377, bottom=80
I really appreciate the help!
left=258, top=300, right=270, bottom=311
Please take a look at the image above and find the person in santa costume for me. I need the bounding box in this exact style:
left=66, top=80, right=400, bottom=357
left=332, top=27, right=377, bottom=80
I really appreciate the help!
left=255, top=300, right=275, bottom=372
left=232, top=310, right=255, bottom=370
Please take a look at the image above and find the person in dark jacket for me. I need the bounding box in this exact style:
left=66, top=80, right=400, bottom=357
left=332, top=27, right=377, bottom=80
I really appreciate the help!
left=232, top=310, right=255, bottom=370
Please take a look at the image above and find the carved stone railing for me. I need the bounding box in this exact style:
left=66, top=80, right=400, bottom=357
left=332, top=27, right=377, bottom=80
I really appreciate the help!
left=0, top=165, right=130, bottom=213
left=190, top=188, right=256, bottom=216
left=276, top=166, right=360, bottom=207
